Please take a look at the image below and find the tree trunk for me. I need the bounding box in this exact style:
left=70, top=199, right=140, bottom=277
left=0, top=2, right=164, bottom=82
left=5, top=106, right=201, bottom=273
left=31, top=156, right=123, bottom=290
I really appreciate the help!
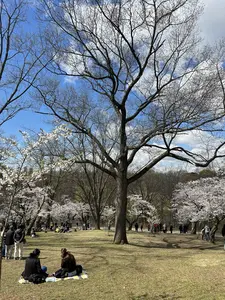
left=114, top=174, right=128, bottom=244
left=0, top=232, right=4, bottom=288
left=26, top=197, right=46, bottom=235
left=95, top=215, right=101, bottom=230
left=128, top=222, right=132, bottom=231
left=26, top=217, right=37, bottom=235
left=46, top=213, right=51, bottom=228
left=35, top=216, right=42, bottom=231
left=191, top=222, right=197, bottom=234
left=127, top=219, right=136, bottom=231
left=210, top=217, right=220, bottom=243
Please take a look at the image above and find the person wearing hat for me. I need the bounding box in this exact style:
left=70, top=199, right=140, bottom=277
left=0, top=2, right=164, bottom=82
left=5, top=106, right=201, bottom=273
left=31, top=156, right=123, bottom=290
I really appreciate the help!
left=21, top=248, right=48, bottom=282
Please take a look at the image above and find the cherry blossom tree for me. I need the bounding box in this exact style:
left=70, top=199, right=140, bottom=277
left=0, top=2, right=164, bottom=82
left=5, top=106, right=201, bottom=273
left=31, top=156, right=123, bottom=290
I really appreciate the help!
left=36, top=0, right=225, bottom=244
left=126, top=195, right=159, bottom=231
left=172, top=177, right=225, bottom=240
left=51, top=198, right=90, bottom=227
left=101, top=206, right=116, bottom=224
left=20, top=126, right=76, bottom=231
left=0, top=128, right=69, bottom=281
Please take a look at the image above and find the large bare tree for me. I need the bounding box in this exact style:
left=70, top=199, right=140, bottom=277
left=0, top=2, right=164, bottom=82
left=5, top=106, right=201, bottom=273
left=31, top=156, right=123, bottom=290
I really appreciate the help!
left=0, top=0, right=46, bottom=127
left=74, top=162, right=116, bottom=230
left=36, top=0, right=225, bottom=244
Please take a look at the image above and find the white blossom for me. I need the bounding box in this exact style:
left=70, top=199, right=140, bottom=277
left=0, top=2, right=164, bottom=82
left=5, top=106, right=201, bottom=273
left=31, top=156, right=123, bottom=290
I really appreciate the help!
left=172, top=177, right=225, bottom=223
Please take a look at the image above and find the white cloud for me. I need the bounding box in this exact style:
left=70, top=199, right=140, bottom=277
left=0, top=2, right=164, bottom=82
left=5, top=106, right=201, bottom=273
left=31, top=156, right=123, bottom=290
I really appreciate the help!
left=199, top=0, right=225, bottom=43
left=127, top=129, right=225, bottom=172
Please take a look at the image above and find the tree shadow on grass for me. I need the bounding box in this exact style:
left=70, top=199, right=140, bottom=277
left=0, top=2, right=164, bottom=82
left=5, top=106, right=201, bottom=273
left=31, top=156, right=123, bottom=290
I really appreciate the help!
left=130, top=293, right=149, bottom=299
left=129, top=293, right=182, bottom=300
left=129, top=236, right=224, bottom=251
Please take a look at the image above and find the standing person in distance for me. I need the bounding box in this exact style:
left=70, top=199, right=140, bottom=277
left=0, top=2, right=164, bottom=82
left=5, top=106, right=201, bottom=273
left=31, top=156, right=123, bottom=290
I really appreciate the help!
left=222, top=224, right=225, bottom=250
left=5, top=225, right=15, bottom=259
left=0, top=224, right=6, bottom=258
left=204, top=225, right=210, bottom=241
left=14, top=224, right=25, bottom=260
left=135, top=223, right=139, bottom=232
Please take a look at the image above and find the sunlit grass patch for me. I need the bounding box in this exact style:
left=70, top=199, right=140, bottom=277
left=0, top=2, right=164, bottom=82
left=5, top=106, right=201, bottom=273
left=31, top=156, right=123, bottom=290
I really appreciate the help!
left=1, top=230, right=225, bottom=300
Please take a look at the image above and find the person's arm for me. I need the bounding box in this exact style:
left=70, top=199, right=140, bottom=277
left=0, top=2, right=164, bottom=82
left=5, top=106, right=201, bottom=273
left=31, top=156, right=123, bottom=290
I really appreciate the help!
left=36, top=258, right=42, bottom=274
left=18, top=231, right=25, bottom=243
left=72, top=255, right=76, bottom=267
left=61, top=257, right=67, bottom=268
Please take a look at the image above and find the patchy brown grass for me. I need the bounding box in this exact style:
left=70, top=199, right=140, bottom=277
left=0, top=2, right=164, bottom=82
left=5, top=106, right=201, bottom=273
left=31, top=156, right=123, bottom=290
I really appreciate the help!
left=1, top=230, right=225, bottom=300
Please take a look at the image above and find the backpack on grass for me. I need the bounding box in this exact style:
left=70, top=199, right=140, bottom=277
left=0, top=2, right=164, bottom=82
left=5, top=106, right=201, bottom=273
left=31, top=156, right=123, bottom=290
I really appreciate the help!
left=28, top=273, right=46, bottom=284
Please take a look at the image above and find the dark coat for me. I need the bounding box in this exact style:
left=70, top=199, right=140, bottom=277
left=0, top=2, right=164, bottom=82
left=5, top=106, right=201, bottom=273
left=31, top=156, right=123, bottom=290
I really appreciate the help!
left=61, top=253, right=76, bottom=272
left=21, top=256, right=42, bottom=280
left=222, top=225, right=225, bottom=237
left=14, top=228, right=25, bottom=243
left=5, top=229, right=14, bottom=245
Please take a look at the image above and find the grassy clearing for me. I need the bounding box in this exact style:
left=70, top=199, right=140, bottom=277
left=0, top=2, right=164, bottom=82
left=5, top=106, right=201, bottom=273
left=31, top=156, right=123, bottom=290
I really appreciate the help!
left=1, top=230, right=225, bottom=300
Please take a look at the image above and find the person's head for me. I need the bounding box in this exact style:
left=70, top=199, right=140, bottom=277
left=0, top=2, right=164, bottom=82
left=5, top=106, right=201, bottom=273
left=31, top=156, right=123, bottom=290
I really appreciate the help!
left=30, top=248, right=40, bottom=258
left=61, top=248, right=69, bottom=258
left=10, top=225, right=14, bottom=231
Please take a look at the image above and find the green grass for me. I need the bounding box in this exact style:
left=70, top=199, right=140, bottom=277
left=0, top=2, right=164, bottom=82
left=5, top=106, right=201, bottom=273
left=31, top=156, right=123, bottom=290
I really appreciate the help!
left=1, top=230, right=225, bottom=300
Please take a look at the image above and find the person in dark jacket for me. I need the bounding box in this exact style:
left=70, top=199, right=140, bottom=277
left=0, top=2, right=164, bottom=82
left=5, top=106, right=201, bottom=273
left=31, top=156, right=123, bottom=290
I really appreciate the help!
left=135, top=223, right=139, bottom=232
left=14, top=224, right=25, bottom=260
left=222, top=224, right=225, bottom=250
left=222, top=224, right=225, bottom=237
left=53, top=248, right=77, bottom=278
left=0, top=225, right=6, bottom=258
left=5, top=226, right=15, bottom=259
left=21, top=248, right=47, bottom=281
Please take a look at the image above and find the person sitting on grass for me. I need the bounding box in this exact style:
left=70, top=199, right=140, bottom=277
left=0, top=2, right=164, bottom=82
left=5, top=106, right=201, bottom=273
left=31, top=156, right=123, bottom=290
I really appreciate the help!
left=21, top=248, right=48, bottom=283
left=53, top=248, right=77, bottom=278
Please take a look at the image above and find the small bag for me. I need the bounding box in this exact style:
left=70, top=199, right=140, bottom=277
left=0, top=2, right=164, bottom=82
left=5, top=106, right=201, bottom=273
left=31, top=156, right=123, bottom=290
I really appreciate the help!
left=76, top=265, right=83, bottom=275
left=28, top=273, right=46, bottom=284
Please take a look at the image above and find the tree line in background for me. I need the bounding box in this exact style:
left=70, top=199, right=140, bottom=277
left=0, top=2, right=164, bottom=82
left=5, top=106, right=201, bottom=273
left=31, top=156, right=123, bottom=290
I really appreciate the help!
left=0, top=128, right=222, bottom=240
left=1, top=0, right=225, bottom=247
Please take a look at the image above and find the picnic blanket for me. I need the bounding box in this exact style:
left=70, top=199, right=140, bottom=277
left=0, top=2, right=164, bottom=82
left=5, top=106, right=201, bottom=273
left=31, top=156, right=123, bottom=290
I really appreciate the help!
left=18, top=271, right=88, bottom=284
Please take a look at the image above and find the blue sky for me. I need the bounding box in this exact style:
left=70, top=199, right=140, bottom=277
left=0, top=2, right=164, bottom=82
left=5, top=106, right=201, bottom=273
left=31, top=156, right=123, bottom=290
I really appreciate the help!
left=1, top=110, right=53, bottom=137
left=2, top=0, right=225, bottom=139
left=0, top=3, right=53, bottom=138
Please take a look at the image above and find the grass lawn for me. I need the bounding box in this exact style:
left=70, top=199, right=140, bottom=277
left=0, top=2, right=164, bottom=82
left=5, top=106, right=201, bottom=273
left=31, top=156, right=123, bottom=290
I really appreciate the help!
left=1, top=230, right=225, bottom=300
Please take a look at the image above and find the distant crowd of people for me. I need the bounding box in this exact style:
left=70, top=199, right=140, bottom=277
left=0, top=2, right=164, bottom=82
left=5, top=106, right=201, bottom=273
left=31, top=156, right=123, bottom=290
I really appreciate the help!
left=134, top=222, right=174, bottom=234
left=49, top=222, right=91, bottom=232
left=49, top=222, right=71, bottom=233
